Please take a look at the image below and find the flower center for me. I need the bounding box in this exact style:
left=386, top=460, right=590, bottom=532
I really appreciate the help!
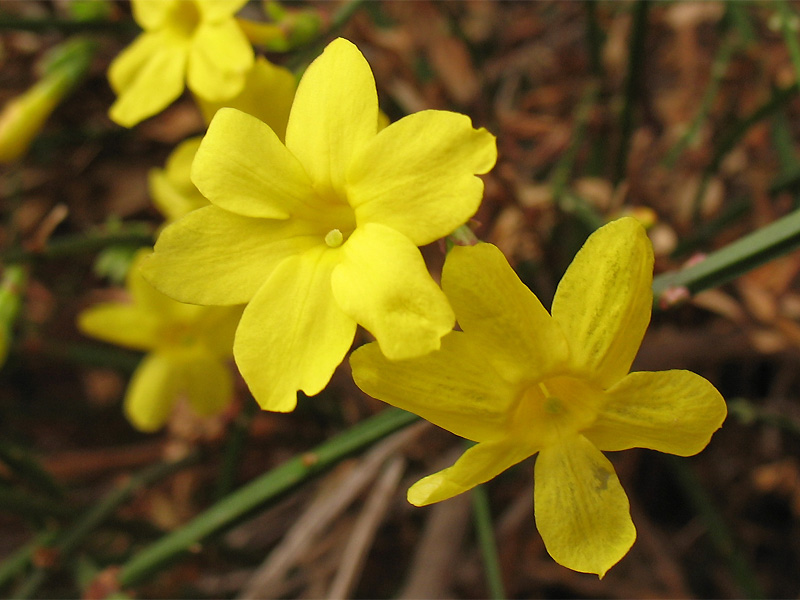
left=325, top=229, right=344, bottom=248
left=515, top=376, right=603, bottom=446
left=168, top=0, right=201, bottom=38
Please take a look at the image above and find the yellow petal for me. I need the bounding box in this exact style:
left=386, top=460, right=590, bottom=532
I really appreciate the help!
left=192, top=108, right=316, bottom=219
left=143, top=205, right=322, bottom=305
left=585, top=370, right=727, bottom=455
left=408, top=440, right=534, bottom=506
left=149, top=137, right=207, bottom=221
left=124, top=353, right=180, bottom=432
left=108, top=32, right=186, bottom=121
left=182, top=352, right=234, bottom=417
left=331, top=223, right=454, bottom=360
left=195, top=305, right=242, bottom=358
left=78, top=304, right=160, bottom=352
left=351, top=332, right=519, bottom=442
left=127, top=249, right=207, bottom=322
left=534, top=435, right=635, bottom=577
left=196, top=57, right=296, bottom=141
left=108, top=32, right=187, bottom=127
left=551, top=217, right=654, bottom=387
left=284, top=38, right=378, bottom=197
left=131, top=0, right=172, bottom=30
left=442, top=243, right=569, bottom=384
left=348, top=110, right=496, bottom=246
left=187, top=20, right=252, bottom=101
left=234, top=247, right=357, bottom=412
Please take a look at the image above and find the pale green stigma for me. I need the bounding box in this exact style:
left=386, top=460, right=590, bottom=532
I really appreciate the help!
left=325, top=228, right=344, bottom=248
left=545, top=397, right=562, bottom=414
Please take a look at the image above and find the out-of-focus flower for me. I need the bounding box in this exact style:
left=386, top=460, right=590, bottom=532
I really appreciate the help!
left=0, top=38, right=95, bottom=163
left=78, top=250, right=242, bottom=431
left=0, top=266, right=27, bottom=368
left=351, top=217, right=727, bottom=577
left=108, top=0, right=253, bottom=127
left=143, top=38, right=497, bottom=412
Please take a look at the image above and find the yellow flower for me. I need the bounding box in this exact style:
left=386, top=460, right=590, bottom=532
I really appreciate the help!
left=350, top=217, right=727, bottom=577
left=142, top=37, right=497, bottom=412
left=149, top=137, right=208, bottom=222
left=109, top=0, right=253, bottom=127
left=195, top=56, right=296, bottom=139
left=78, top=250, right=242, bottom=432
left=150, top=58, right=297, bottom=222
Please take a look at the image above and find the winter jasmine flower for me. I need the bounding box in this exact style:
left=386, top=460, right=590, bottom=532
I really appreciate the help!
left=351, top=217, right=727, bottom=577
left=109, top=0, right=253, bottom=127
left=143, top=37, right=497, bottom=412
left=79, top=250, right=242, bottom=431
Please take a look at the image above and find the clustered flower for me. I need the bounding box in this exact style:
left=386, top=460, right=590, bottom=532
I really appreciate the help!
left=76, top=0, right=727, bottom=578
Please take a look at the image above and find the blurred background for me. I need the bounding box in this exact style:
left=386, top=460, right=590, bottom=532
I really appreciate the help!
left=1, top=1, right=800, bottom=597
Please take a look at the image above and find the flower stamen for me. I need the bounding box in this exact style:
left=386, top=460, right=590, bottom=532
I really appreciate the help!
left=325, top=228, right=344, bottom=248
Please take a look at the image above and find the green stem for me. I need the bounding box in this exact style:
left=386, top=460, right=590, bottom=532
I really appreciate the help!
left=665, top=456, right=764, bottom=598
left=215, top=397, right=258, bottom=500
left=613, top=0, right=650, bottom=185
left=472, top=484, right=506, bottom=600
left=0, top=222, right=154, bottom=264
left=118, top=408, right=418, bottom=589
left=692, top=84, right=799, bottom=220
left=22, top=340, right=142, bottom=373
left=0, top=17, right=138, bottom=34
left=728, top=398, right=800, bottom=437
left=663, top=33, right=737, bottom=168
left=12, top=451, right=201, bottom=599
left=653, top=208, right=800, bottom=308
left=584, top=1, right=604, bottom=79
left=0, top=438, right=63, bottom=499
left=775, top=1, right=800, bottom=85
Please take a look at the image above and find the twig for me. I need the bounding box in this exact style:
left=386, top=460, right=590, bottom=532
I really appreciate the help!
left=472, top=484, right=506, bottom=600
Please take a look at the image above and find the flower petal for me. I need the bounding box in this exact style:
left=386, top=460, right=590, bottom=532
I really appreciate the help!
left=108, top=32, right=186, bottom=127
left=196, top=57, right=296, bottom=140
left=234, top=247, right=357, bottom=412
left=351, top=332, right=519, bottom=442
left=187, top=20, right=253, bottom=101
left=143, top=205, right=322, bottom=305
left=442, top=243, right=569, bottom=384
left=408, top=439, right=534, bottom=506
left=124, top=353, right=180, bottom=432
left=149, top=137, right=208, bottom=221
left=331, top=223, right=454, bottom=360
left=534, top=435, right=636, bottom=577
left=585, top=370, right=727, bottom=455
left=182, top=352, right=234, bottom=417
left=78, top=304, right=159, bottom=352
left=348, top=110, right=496, bottom=246
left=551, top=217, right=654, bottom=387
left=131, top=0, right=171, bottom=29
left=284, top=38, right=378, bottom=196
left=192, top=108, right=317, bottom=219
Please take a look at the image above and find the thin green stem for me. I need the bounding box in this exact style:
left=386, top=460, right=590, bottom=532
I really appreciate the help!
left=118, top=408, right=418, bottom=589
left=775, top=1, right=800, bottom=85
left=613, top=0, right=650, bottom=185
left=0, top=222, right=154, bottom=264
left=584, top=1, right=604, bottom=79
left=663, top=33, right=737, bottom=168
left=0, top=17, right=137, bottom=34
left=653, top=208, right=800, bottom=309
left=728, top=398, right=800, bottom=437
left=0, top=438, right=63, bottom=499
left=0, top=531, right=58, bottom=591
left=692, top=84, right=799, bottom=220
left=12, top=451, right=201, bottom=599
left=215, top=398, right=258, bottom=500
left=472, top=484, right=506, bottom=600
left=665, top=456, right=764, bottom=599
